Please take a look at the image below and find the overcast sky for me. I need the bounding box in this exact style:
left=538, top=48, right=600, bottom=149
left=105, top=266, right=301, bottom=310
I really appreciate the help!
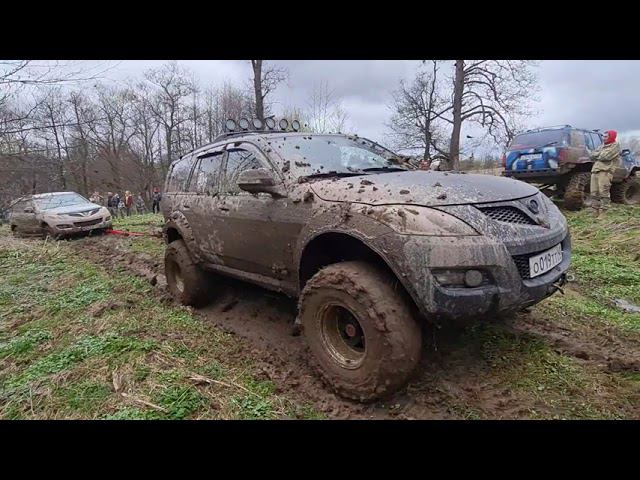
left=101, top=60, right=640, bottom=151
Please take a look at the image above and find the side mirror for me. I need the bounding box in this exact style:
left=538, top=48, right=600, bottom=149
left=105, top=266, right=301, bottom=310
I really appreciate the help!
left=621, top=149, right=631, bottom=156
left=237, top=168, right=285, bottom=197
left=24, top=207, right=34, bottom=214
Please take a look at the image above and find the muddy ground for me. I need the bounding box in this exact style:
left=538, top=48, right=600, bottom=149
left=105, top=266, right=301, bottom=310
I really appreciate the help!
left=67, top=227, right=640, bottom=420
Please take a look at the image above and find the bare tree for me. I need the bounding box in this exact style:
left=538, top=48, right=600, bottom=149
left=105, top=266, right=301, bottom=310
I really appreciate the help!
left=143, top=62, right=196, bottom=176
left=387, top=61, right=448, bottom=162
left=250, top=60, right=288, bottom=122
left=444, top=60, right=539, bottom=170
left=306, top=81, right=349, bottom=134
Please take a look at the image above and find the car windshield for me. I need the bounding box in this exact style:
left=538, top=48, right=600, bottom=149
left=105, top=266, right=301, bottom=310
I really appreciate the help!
left=34, top=193, right=90, bottom=210
left=269, top=134, right=408, bottom=176
left=509, top=130, right=567, bottom=149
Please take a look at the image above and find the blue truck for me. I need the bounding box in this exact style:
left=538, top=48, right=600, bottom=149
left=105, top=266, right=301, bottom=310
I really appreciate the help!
left=502, top=125, right=640, bottom=210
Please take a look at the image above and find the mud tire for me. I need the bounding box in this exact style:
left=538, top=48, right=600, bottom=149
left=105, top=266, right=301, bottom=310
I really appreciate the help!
left=563, top=172, right=591, bottom=211
left=165, top=239, right=210, bottom=307
left=610, top=176, right=640, bottom=205
left=298, top=261, right=422, bottom=402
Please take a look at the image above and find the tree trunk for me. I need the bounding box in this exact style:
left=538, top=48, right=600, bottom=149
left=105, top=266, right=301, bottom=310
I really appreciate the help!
left=252, top=60, right=264, bottom=122
left=448, top=59, right=465, bottom=171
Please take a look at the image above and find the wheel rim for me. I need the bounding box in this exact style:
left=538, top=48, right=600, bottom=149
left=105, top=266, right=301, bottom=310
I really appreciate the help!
left=319, top=303, right=366, bottom=369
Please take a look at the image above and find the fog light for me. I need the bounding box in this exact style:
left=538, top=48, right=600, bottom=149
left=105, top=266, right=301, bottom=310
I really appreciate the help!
left=105, top=216, right=111, bottom=221
left=464, top=270, right=484, bottom=287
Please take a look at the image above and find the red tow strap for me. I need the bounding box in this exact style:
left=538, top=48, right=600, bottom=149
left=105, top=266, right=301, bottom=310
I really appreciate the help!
left=104, top=229, right=146, bottom=237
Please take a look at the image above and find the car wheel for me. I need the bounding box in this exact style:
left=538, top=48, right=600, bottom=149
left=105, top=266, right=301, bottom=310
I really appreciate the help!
left=611, top=176, right=640, bottom=205
left=164, top=239, right=211, bottom=307
left=563, top=172, right=591, bottom=211
left=44, top=225, right=59, bottom=240
left=298, top=261, right=422, bottom=402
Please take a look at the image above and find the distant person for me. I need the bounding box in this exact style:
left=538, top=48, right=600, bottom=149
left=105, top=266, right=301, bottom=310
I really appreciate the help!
left=152, top=188, right=162, bottom=214
left=135, top=193, right=147, bottom=214
left=89, top=191, right=103, bottom=206
left=124, top=191, right=134, bottom=217
left=106, top=192, right=118, bottom=218
left=117, top=194, right=126, bottom=218
left=590, top=130, right=621, bottom=218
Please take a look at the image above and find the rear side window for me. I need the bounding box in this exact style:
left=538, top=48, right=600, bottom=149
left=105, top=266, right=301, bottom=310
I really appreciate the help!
left=591, top=133, right=603, bottom=148
left=570, top=130, right=585, bottom=148
left=167, top=156, right=196, bottom=192
left=584, top=132, right=595, bottom=150
left=191, top=152, right=225, bottom=195
left=220, top=148, right=264, bottom=195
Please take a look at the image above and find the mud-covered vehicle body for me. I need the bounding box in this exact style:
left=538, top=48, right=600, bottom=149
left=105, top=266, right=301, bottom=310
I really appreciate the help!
left=8, top=192, right=112, bottom=238
left=502, top=125, right=640, bottom=209
left=162, top=131, right=571, bottom=400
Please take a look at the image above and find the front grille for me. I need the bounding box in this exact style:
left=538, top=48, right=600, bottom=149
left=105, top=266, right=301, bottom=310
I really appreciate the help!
left=512, top=254, right=531, bottom=279
left=478, top=206, right=536, bottom=225
left=69, top=208, right=100, bottom=217
left=73, top=218, right=102, bottom=227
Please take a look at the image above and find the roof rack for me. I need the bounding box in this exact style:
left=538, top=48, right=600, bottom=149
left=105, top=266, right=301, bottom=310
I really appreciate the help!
left=525, top=125, right=572, bottom=132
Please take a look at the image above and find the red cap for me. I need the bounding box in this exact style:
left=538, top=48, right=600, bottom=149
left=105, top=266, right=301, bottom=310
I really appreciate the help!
left=604, top=130, right=617, bottom=145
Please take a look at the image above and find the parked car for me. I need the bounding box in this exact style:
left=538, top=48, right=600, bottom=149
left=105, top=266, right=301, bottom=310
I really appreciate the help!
left=8, top=192, right=112, bottom=238
left=162, top=127, right=571, bottom=401
left=502, top=125, right=640, bottom=209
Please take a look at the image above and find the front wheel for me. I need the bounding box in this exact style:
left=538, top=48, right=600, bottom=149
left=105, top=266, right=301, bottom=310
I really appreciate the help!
left=164, top=239, right=211, bottom=307
left=298, top=261, right=422, bottom=402
left=611, top=176, right=640, bottom=205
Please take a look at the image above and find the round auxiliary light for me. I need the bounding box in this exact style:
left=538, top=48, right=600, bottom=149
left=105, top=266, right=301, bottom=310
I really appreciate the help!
left=291, top=119, right=301, bottom=131
left=265, top=117, right=276, bottom=130
left=238, top=118, right=250, bottom=130
left=464, top=270, right=484, bottom=288
left=279, top=118, right=289, bottom=130
left=225, top=119, right=237, bottom=132
left=252, top=118, right=264, bottom=130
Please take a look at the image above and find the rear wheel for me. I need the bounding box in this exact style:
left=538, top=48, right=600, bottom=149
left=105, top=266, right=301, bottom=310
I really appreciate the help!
left=563, top=171, right=591, bottom=210
left=298, top=261, right=422, bottom=402
left=165, top=239, right=211, bottom=307
left=611, top=176, right=640, bottom=205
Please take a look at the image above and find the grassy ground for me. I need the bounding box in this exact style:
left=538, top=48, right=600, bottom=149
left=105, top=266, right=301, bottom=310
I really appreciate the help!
left=0, top=222, right=322, bottom=419
left=1, top=205, right=639, bottom=419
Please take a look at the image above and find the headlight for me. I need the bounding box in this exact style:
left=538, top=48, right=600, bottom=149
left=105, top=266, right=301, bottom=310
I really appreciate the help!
left=365, top=205, right=478, bottom=236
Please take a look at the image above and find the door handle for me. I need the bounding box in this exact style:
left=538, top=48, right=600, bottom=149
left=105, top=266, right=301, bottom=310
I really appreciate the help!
left=219, top=206, right=229, bottom=211
left=183, top=204, right=190, bottom=209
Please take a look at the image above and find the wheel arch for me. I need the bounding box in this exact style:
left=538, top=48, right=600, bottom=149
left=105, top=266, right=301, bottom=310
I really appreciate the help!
left=298, top=231, right=422, bottom=318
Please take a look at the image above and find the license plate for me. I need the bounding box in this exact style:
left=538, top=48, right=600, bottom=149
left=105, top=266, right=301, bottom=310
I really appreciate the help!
left=529, top=244, right=563, bottom=278
left=520, top=154, right=542, bottom=161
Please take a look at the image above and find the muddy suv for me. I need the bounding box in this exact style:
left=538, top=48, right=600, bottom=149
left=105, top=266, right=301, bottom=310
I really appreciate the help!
left=502, top=126, right=640, bottom=209
left=162, top=130, right=571, bottom=401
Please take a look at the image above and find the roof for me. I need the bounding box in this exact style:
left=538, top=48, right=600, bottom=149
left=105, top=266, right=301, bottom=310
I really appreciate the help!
left=31, top=192, right=79, bottom=198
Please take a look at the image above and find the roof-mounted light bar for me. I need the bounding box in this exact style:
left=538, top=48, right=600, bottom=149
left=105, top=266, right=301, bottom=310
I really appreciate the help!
left=223, top=117, right=304, bottom=133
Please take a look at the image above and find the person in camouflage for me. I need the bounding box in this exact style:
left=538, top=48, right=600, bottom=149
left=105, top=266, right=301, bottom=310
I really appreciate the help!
left=590, top=130, right=621, bottom=217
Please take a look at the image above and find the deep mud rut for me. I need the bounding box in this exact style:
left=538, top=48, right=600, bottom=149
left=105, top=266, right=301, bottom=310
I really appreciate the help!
left=69, top=234, right=640, bottom=419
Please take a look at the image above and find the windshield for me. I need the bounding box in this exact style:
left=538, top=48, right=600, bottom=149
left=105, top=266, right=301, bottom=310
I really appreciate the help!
left=34, top=193, right=90, bottom=210
left=269, top=135, right=407, bottom=176
left=509, top=130, right=567, bottom=149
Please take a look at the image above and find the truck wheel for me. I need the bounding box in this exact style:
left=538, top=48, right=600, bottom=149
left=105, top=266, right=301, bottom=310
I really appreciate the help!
left=611, top=177, right=640, bottom=205
left=165, top=239, right=210, bottom=307
left=298, top=261, right=422, bottom=402
left=563, top=172, right=591, bottom=210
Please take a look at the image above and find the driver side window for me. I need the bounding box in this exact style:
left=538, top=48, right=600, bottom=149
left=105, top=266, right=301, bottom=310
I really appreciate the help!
left=221, top=148, right=264, bottom=195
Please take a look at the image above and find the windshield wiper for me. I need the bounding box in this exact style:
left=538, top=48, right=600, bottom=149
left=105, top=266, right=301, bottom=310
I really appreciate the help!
left=303, top=171, right=366, bottom=179
left=362, top=166, right=407, bottom=172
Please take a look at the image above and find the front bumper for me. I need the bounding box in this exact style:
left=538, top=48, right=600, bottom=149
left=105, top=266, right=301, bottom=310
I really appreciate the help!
left=375, top=228, right=571, bottom=321
left=49, top=217, right=112, bottom=236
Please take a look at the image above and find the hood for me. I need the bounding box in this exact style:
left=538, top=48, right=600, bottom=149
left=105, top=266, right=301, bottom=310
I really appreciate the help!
left=42, top=203, right=103, bottom=215
left=309, top=171, right=539, bottom=207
